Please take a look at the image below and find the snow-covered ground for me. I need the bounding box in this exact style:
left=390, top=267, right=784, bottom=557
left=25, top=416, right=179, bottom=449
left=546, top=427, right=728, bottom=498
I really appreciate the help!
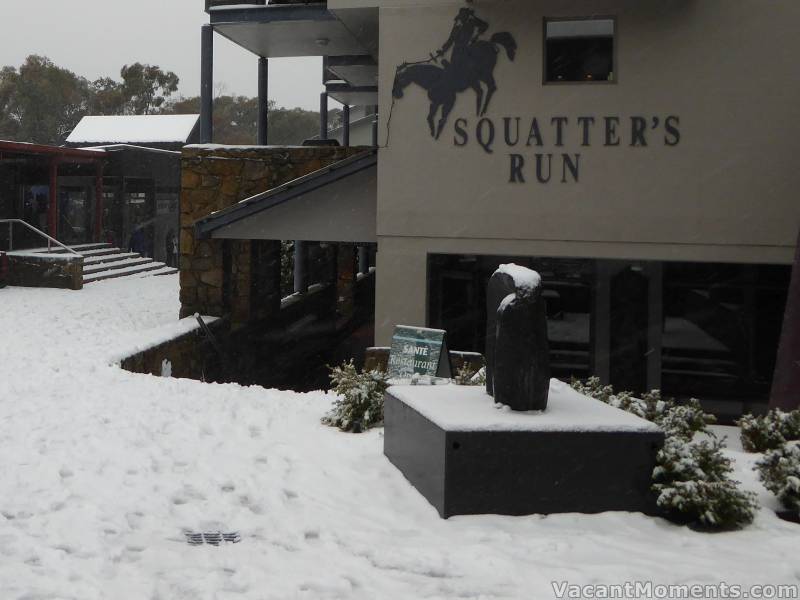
left=0, top=276, right=798, bottom=599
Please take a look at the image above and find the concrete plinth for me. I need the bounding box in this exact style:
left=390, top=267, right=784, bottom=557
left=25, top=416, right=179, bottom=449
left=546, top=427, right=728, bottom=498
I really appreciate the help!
left=384, top=380, right=664, bottom=518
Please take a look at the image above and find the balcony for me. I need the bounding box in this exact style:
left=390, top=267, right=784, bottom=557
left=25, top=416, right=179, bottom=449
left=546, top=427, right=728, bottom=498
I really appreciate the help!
left=199, top=0, right=378, bottom=144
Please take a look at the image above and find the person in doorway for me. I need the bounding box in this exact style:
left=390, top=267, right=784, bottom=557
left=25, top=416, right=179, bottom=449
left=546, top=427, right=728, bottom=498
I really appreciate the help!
left=165, top=229, right=178, bottom=268
left=128, top=225, right=145, bottom=256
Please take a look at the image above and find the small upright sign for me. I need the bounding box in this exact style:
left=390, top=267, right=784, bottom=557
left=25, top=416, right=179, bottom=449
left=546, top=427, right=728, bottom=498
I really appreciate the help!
left=388, top=325, right=451, bottom=380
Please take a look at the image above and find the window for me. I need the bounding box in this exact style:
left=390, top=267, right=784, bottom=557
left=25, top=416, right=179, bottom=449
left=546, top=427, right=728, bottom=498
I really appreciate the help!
left=545, top=18, right=615, bottom=83
left=427, top=254, right=791, bottom=420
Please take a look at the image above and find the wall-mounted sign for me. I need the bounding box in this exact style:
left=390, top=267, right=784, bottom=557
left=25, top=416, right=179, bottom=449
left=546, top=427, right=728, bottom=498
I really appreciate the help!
left=391, top=8, right=517, bottom=140
left=388, top=325, right=452, bottom=380
left=390, top=8, right=681, bottom=185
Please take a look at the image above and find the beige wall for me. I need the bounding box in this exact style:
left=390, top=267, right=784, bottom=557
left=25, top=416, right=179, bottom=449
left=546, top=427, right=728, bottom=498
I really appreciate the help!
left=374, top=0, right=800, bottom=343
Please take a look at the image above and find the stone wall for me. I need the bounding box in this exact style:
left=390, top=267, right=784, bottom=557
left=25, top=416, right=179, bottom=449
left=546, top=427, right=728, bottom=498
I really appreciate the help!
left=8, top=254, right=83, bottom=290
left=120, top=319, right=228, bottom=381
left=180, top=145, right=364, bottom=326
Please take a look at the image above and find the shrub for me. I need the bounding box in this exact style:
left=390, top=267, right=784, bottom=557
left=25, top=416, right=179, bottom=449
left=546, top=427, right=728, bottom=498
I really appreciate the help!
left=738, top=409, right=800, bottom=453
left=780, top=410, right=800, bottom=441
left=570, top=378, right=715, bottom=440
left=322, top=360, right=389, bottom=433
left=454, top=363, right=486, bottom=386
left=653, top=437, right=758, bottom=530
left=658, top=400, right=717, bottom=442
left=755, top=443, right=800, bottom=511
left=572, top=378, right=750, bottom=530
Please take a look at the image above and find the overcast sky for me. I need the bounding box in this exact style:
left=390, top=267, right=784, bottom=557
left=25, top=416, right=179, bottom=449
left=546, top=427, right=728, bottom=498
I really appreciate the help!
left=0, top=0, right=323, bottom=111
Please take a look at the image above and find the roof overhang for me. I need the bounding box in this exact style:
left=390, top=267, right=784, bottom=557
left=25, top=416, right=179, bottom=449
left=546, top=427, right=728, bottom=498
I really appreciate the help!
left=210, top=4, right=373, bottom=58
left=0, top=140, right=106, bottom=162
left=326, top=55, right=378, bottom=87
left=195, top=150, right=377, bottom=243
left=326, top=83, right=378, bottom=106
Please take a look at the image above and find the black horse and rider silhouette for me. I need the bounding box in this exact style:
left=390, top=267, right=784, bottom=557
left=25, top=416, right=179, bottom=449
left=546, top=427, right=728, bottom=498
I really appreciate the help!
left=392, top=8, right=517, bottom=139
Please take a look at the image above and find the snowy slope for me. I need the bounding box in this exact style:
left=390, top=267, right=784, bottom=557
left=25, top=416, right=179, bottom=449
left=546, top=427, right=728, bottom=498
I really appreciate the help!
left=0, top=276, right=798, bottom=599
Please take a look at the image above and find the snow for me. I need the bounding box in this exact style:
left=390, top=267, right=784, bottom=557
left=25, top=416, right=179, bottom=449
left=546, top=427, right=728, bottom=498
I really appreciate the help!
left=185, top=144, right=308, bottom=151
left=5, top=251, right=80, bottom=261
left=1, top=276, right=799, bottom=598
left=495, top=263, right=542, bottom=294
left=66, top=115, right=200, bottom=144
left=389, top=380, right=663, bottom=433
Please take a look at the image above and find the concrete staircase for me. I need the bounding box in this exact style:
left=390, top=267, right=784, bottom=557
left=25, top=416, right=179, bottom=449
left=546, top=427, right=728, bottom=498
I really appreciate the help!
left=34, top=243, right=178, bottom=284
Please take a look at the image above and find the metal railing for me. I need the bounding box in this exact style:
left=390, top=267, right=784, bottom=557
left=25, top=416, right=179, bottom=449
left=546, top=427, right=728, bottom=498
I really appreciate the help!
left=0, top=220, right=82, bottom=256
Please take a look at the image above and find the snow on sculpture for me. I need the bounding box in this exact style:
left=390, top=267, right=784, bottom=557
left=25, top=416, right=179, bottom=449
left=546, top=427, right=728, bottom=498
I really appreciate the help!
left=485, top=264, right=550, bottom=411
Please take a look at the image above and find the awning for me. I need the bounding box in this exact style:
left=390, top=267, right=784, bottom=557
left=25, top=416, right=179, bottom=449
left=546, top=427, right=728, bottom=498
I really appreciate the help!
left=195, top=150, right=377, bottom=243
left=210, top=4, right=376, bottom=59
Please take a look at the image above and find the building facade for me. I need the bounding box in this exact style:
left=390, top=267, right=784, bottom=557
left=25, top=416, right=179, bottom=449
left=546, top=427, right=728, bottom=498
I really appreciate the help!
left=195, top=0, right=800, bottom=415
left=367, top=0, right=800, bottom=416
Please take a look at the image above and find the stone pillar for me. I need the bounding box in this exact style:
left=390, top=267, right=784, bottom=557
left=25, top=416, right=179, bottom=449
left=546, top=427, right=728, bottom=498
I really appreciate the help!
left=200, top=24, right=214, bottom=144
left=257, top=57, right=269, bottom=146
left=770, top=229, right=800, bottom=411
left=336, top=243, right=356, bottom=319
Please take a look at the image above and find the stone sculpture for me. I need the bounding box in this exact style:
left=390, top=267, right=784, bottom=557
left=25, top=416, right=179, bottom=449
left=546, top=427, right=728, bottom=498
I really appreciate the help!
left=485, top=264, right=550, bottom=411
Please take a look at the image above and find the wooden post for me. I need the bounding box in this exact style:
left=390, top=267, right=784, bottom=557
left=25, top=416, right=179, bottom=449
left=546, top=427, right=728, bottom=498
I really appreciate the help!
left=94, top=161, right=104, bottom=242
left=358, top=245, right=369, bottom=275
left=293, top=240, right=309, bottom=294
left=257, top=57, right=269, bottom=145
left=320, top=93, right=328, bottom=140
left=200, top=25, right=214, bottom=143
left=770, top=229, right=800, bottom=410
left=336, top=243, right=356, bottom=321
left=342, top=104, right=350, bottom=146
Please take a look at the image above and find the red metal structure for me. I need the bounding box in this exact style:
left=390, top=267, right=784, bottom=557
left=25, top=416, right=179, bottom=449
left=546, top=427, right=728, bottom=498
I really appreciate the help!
left=0, top=141, right=106, bottom=241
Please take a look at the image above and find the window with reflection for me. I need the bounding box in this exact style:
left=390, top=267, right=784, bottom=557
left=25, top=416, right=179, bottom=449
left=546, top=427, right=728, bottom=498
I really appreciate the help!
left=545, top=18, right=615, bottom=83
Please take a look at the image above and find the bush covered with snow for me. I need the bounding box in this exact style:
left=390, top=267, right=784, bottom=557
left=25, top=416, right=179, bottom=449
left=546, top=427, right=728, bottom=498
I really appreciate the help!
left=571, top=378, right=756, bottom=529
left=570, top=377, right=715, bottom=441
left=322, top=360, right=389, bottom=433
left=755, top=443, right=800, bottom=511
left=454, top=364, right=486, bottom=386
left=738, top=409, right=800, bottom=453
left=653, top=437, right=758, bottom=530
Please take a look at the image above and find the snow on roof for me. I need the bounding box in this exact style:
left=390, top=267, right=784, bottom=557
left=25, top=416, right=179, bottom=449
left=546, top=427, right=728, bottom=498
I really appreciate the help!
left=67, top=115, right=200, bottom=144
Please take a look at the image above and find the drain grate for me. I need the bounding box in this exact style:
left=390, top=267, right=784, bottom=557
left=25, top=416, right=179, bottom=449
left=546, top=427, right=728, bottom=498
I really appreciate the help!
left=185, top=531, right=241, bottom=546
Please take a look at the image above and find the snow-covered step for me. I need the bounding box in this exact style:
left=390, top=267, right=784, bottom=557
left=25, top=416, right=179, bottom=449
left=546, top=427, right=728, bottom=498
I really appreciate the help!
left=74, top=246, right=126, bottom=258
left=84, top=261, right=171, bottom=284
left=83, top=256, right=155, bottom=275
left=148, top=266, right=179, bottom=277
left=83, top=252, right=141, bottom=266
left=22, top=242, right=113, bottom=255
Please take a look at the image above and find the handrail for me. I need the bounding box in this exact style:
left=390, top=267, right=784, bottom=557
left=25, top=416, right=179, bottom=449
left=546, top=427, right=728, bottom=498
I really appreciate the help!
left=0, top=219, right=82, bottom=256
